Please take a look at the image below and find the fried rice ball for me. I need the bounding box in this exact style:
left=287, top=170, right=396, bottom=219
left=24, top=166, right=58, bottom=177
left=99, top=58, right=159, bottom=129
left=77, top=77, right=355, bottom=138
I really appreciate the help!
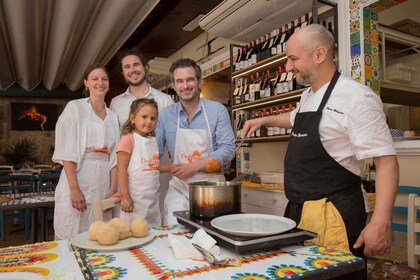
left=97, top=223, right=119, bottom=245
left=205, top=159, right=222, bottom=173
left=109, top=218, right=130, bottom=240
left=130, top=218, right=149, bottom=238
left=88, top=220, right=105, bottom=241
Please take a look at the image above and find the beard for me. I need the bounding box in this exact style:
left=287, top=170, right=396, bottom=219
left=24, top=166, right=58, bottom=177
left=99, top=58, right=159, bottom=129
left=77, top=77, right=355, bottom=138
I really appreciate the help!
left=125, top=72, right=146, bottom=87
left=178, top=87, right=200, bottom=103
left=294, top=64, right=318, bottom=86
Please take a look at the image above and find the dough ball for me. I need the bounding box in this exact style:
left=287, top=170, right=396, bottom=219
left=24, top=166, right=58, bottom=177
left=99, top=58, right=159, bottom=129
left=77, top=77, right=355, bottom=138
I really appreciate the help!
left=205, top=159, right=222, bottom=173
left=109, top=218, right=130, bottom=240
left=131, top=218, right=149, bottom=238
left=88, top=220, right=105, bottom=241
left=97, top=223, right=119, bottom=245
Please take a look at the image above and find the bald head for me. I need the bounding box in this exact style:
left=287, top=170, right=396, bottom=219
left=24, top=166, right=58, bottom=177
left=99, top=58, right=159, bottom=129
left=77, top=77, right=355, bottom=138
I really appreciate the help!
left=292, top=24, right=335, bottom=60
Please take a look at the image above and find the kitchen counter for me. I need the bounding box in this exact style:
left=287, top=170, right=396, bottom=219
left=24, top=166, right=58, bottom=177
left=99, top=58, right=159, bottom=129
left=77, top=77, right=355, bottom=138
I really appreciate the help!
left=0, top=226, right=364, bottom=279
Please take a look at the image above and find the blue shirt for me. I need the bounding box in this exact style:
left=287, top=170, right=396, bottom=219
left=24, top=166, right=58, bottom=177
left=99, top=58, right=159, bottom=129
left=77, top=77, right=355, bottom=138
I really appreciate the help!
left=156, top=98, right=235, bottom=164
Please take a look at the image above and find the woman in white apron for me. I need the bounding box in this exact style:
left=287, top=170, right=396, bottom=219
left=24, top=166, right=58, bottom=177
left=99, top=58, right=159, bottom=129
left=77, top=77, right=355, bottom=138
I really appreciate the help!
left=53, top=64, right=120, bottom=239
left=117, top=98, right=162, bottom=226
left=163, top=105, right=224, bottom=225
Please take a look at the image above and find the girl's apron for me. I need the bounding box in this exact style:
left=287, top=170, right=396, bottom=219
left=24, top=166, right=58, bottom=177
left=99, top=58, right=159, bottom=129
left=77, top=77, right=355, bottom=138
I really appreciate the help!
left=120, top=133, right=161, bottom=226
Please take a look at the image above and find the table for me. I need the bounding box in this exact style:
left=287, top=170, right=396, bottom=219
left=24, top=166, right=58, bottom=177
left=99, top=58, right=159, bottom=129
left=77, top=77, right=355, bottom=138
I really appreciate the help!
left=0, top=191, right=55, bottom=243
left=0, top=226, right=365, bottom=279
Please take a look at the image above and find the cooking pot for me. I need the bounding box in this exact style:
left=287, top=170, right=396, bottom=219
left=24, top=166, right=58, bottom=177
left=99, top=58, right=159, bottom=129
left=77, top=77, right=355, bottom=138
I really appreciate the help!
left=189, top=181, right=241, bottom=219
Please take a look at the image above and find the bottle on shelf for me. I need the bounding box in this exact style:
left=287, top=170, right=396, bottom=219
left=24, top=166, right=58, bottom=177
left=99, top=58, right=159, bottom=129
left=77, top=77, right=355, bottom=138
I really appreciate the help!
left=254, top=72, right=261, bottom=100
left=260, top=33, right=271, bottom=61
left=281, top=24, right=290, bottom=53
left=327, top=21, right=334, bottom=36
left=234, top=48, right=241, bottom=71
left=286, top=71, right=296, bottom=92
left=267, top=108, right=274, bottom=137
left=253, top=110, right=260, bottom=138
left=273, top=107, right=280, bottom=136
left=301, top=13, right=311, bottom=28
left=249, top=74, right=255, bottom=102
left=257, top=35, right=266, bottom=62
left=259, top=110, right=267, bottom=137
left=233, top=78, right=241, bottom=105
left=271, top=26, right=282, bottom=56
left=243, top=78, right=250, bottom=103
left=280, top=105, right=286, bottom=135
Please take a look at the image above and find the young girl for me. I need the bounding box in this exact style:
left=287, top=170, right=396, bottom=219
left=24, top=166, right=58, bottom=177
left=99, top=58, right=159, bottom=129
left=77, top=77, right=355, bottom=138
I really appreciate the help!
left=117, top=98, right=162, bottom=226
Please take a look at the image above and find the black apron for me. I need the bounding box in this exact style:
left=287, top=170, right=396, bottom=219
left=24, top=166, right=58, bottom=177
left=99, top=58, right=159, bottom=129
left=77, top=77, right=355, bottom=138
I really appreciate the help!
left=284, top=71, right=367, bottom=265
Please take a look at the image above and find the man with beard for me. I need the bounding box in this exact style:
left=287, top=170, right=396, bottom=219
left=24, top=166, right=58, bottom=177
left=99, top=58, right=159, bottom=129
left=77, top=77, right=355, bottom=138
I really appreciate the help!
left=241, top=24, right=398, bottom=279
left=110, top=49, right=174, bottom=225
left=110, top=48, right=173, bottom=127
left=156, top=58, right=235, bottom=225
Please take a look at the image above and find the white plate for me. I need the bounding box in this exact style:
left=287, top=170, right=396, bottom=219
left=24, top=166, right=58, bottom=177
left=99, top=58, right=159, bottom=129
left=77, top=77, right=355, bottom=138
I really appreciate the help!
left=69, top=231, right=153, bottom=251
left=211, top=213, right=296, bottom=237
left=0, top=272, right=48, bottom=280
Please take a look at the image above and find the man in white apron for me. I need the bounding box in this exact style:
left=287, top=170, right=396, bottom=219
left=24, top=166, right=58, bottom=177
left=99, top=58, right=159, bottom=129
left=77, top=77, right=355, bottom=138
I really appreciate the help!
left=156, top=58, right=236, bottom=225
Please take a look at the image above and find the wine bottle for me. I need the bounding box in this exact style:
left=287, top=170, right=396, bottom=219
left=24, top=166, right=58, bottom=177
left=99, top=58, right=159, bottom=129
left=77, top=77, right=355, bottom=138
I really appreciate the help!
left=238, top=46, right=246, bottom=70
left=265, top=70, right=274, bottom=97
left=250, top=40, right=258, bottom=65
left=257, top=35, right=265, bottom=62
left=233, top=78, right=241, bottom=105
left=267, top=108, right=274, bottom=136
left=234, top=48, right=241, bottom=71
left=249, top=75, right=255, bottom=102
left=282, top=24, right=290, bottom=53
left=301, top=13, right=310, bottom=28
left=254, top=72, right=261, bottom=100
left=259, top=71, right=266, bottom=98
left=274, top=66, right=283, bottom=95
left=259, top=110, right=267, bottom=137
left=260, top=33, right=270, bottom=61
left=327, top=22, right=334, bottom=36
left=254, top=111, right=260, bottom=137
left=280, top=105, right=286, bottom=135
left=286, top=71, right=296, bottom=92
left=243, top=78, right=250, bottom=103
left=271, top=27, right=282, bottom=56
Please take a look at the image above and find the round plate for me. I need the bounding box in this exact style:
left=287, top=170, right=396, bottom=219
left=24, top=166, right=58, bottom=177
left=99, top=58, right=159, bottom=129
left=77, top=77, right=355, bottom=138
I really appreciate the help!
left=211, top=213, right=296, bottom=237
left=0, top=272, right=47, bottom=280
left=69, top=232, right=153, bottom=251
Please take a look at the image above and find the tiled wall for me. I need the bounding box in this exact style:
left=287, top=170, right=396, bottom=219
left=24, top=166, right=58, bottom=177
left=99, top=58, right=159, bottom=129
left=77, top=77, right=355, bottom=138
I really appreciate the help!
left=348, top=0, right=407, bottom=93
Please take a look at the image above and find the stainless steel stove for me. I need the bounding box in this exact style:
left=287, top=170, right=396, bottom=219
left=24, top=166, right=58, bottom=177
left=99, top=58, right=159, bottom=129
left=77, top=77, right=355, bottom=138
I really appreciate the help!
left=173, top=211, right=317, bottom=254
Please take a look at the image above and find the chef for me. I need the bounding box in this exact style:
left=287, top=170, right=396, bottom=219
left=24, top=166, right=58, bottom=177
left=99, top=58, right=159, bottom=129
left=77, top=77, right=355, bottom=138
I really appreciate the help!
left=156, top=58, right=235, bottom=225
left=241, top=24, right=398, bottom=279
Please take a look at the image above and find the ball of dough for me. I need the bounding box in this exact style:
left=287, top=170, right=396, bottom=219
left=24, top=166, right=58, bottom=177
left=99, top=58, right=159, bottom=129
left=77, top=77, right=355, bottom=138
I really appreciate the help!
left=205, top=159, right=222, bottom=173
left=97, top=223, right=119, bottom=245
left=131, top=218, right=149, bottom=238
left=109, top=218, right=130, bottom=240
left=88, top=220, right=105, bottom=241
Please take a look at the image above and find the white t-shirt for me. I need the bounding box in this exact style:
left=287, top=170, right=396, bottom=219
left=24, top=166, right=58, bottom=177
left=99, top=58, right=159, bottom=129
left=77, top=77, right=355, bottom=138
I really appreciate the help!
left=110, top=84, right=174, bottom=127
left=290, top=74, right=395, bottom=176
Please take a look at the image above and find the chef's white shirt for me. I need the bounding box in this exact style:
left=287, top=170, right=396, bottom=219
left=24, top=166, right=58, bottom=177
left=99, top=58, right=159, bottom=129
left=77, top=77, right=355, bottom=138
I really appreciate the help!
left=290, top=74, right=395, bottom=177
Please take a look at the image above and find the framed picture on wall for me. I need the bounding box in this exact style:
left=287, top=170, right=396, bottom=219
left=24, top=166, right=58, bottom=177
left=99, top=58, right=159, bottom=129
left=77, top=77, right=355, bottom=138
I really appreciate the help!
left=11, top=103, right=58, bottom=131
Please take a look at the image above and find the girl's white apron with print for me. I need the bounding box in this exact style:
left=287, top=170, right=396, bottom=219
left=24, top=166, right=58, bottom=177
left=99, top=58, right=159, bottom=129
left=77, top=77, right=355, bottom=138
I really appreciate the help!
left=120, top=133, right=161, bottom=226
left=163, top=105, right=224, bottom=225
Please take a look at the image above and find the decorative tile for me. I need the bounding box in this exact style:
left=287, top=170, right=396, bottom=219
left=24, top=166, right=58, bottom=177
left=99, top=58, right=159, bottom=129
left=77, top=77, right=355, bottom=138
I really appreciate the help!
left=365, top=65, right=373, bottom=79
left=365, top=79, right=372, bottom=88
left=363, top=18, right=371, bottom=30
left=351, top=44, right=361, bottom=56
left=351, top=67, right=362, bottom=82
left=372, top=45, right=378, bottom=55
left=351, top=20, right=360, bottom=32
left=349, top=0, right=360, bottom=10
left=350, top=32, right=361, bottom=45
left=351, top=55, right=362, bottom=67
left=363, top=7, right=371, bottom=19
left=371, top=79, right=380, bottom=93
left=372, top=56, right=379, bottom=69
left=364, top=54, right=372, bottom=66
left=373, top=68, right=380, bottom=79
left=350, top=9, right=360, bottom=20
left=370, top=11, right=378, bottom=21
left=364, top=43, right=372, bottom=54
left=371, top=21, right=378, bottom=31
left=371, top=31, right=379, bottom=44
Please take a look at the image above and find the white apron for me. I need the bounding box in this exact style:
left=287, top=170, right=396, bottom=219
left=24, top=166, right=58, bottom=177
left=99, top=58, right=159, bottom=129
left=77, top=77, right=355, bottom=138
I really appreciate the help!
left=120, top=133, right=161, bottom=226
left=163, top=105, right=224, bottom=225
left=54, top=152, right=111, bottom=239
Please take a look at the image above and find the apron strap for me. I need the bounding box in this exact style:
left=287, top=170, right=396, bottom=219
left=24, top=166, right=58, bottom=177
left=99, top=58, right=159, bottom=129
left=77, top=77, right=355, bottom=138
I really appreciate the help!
left=317, top=70, right=341, bottom=113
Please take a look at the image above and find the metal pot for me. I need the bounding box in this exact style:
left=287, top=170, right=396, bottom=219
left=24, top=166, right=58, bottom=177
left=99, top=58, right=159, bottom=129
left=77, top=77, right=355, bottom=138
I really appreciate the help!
left=189, top=181, right=241, bottom=219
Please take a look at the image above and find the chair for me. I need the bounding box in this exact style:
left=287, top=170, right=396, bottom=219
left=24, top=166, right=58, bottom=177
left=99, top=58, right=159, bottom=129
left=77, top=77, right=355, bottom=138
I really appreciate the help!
left=407, top=193, right=420, bottom=269
left=0, top=165, right=13, bottom=175
left=0, top=174, right=34, bottom=241
left=92, top=197, right=120, bottom=221
left=38, top=172, right=60, bottom=191
left=33, top=164, right=54, bottom=173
